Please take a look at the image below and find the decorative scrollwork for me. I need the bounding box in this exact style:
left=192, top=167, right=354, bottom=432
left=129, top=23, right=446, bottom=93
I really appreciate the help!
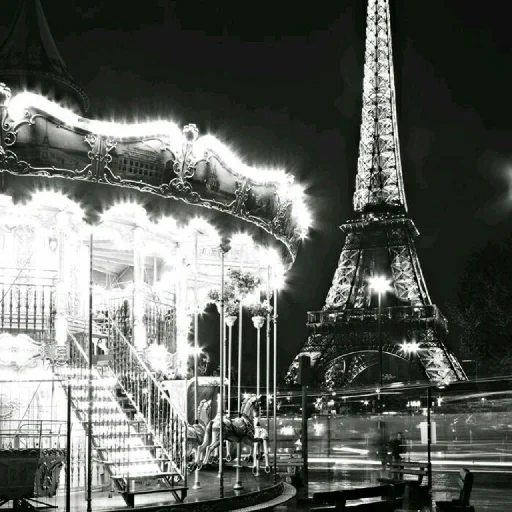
left=170, top=124, right=199, bottom=198
left=100, top=138, right=121, bottom=184
left=0, top=101, right=307, bottom=264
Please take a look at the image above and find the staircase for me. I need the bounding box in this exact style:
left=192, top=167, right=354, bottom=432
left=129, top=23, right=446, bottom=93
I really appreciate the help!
left=57, top=329, right=188, bottom=507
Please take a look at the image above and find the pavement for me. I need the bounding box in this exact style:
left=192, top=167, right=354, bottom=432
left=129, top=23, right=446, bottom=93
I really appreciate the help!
left=268, top=467, right=510, bottom=511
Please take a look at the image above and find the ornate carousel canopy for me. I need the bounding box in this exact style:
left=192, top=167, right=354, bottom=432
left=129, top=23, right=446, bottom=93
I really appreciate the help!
left=0, top=85, right=312, bottom=266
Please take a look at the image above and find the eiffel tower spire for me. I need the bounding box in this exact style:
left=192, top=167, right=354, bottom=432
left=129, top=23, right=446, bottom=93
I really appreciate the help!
left=354, top=0, right=407, bottom=215
left=287, top=0, right=466, bottom=388
left=0, top=0, right=89, bottom=114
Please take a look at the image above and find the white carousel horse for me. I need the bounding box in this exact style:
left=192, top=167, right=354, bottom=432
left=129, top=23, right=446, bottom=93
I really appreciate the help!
left=187, top=399, right=211, bottom=471
left=252, top=419, right=271, bottom=475
left=199, top=394, right=270, bottom=474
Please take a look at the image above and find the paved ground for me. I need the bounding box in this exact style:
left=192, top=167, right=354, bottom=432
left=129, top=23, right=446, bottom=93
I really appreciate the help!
left=268, top=468, right=510, bottom=511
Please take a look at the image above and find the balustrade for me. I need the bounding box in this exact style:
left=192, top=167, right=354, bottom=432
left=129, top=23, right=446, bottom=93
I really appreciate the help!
left=107, top=294, right=176, bottom=353
left=107, top=319, right=187, bottom=480
left=0, top=282, right=55, bottom=333
left=308, top=304, right=446, bottom=326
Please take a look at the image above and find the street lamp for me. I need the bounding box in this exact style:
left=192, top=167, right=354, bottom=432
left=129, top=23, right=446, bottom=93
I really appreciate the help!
left=369, top=276, right=392, bottom=389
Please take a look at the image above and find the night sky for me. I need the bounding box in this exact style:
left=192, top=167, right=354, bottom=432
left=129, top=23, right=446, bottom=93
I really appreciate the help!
left=1, top=1, right=512, bottom=378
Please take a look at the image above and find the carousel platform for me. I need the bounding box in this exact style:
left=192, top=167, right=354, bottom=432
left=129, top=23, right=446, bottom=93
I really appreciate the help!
left=0, top=468, right=292, bottom=512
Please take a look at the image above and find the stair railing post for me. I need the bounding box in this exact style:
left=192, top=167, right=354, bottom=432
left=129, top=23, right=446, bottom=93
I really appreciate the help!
left=66, top=382, right=72, bottom=512
left=86, top=233, right=93, bottom=512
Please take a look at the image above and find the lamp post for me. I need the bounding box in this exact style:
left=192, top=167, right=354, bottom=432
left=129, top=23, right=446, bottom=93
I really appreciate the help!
left=368, top=276, right=392, bottom=391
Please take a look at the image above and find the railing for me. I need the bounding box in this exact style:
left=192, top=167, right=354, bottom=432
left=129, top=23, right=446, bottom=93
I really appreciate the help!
left=145, top=298, right=176, bottom=353
left=63, top=330, right=137, bottom=482
left=108, top=295, right=176, bottom=353
left=107, top=319, right=187, bottom=482
left=0, top=420, right=66, bottom=449
left=308, top=304, right=447, bottom=327
left=0, top=282, right=55, bottom=332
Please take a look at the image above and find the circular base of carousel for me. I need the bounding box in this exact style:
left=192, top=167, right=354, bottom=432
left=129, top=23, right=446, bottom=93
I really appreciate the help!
left=48, top=469, right=291, bottom=512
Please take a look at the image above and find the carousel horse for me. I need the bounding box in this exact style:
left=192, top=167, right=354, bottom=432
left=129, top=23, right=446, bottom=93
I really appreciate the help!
left=199, top=394, right=270, bottom=474
left=251, top=418, right=271, bottom=475
left=187, top=399, right=211, bottom=471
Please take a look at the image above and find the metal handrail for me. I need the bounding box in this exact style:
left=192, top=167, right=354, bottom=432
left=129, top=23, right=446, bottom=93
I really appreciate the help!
left=109, top=320, right=186, bottom=422
left=106, top=319, right=187, bottom=480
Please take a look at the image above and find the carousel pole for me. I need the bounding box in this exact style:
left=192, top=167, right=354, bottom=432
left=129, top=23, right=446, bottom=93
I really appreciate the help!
left=252, top=313, right=264, bottom=478
left=272, top=285, right=278, bottom=483
left=193, top=230, right=201, bottom=490
left=86, top=234, right=93, bottom=512
left=218, top=242, right=228, bottom=496
left=225, top=317, right=236, bottom=416
left=234, top=244, right=245, bottom=491
left=266, top=265, right=271, bottom=429
left=256, top=321, right=262, bottom=397
left=222, top=319, right=227, bottom=461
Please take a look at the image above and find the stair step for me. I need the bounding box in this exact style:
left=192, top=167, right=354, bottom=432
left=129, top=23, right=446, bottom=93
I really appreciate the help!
left=102, top=457, right=169, bottom=465
left=94, top=441, right=156, bottom=449
left=125, top=485, right=187, bottom=496
left=112, top=471, right=178, bottom=480
left=96, top=445, right=158, bottom=451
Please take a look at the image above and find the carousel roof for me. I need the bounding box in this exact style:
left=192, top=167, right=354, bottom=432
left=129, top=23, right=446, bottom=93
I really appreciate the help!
left=0, top=89, right=312, bottom=265
left=0, top=0, right=89, bottom=114
left=0, top=2, right=312, bottom=265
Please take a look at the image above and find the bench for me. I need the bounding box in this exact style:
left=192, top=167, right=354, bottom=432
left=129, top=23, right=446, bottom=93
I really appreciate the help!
left=312, top=485, right=396, bottom=512
left=435, top=468, right=475, bottom=512
left=378, top=460, right=431, bottom=509
left=274, top=447, right=303, bottom=475
left=378, top=460, right=429, bottom=486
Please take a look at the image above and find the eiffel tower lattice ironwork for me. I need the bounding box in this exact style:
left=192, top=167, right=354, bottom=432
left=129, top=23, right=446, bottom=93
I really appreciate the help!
left=287, top=0, right=466, bottom=389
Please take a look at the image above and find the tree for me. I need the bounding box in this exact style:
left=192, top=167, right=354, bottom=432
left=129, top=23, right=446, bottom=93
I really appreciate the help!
left=449, top=235, right=512, bottom=377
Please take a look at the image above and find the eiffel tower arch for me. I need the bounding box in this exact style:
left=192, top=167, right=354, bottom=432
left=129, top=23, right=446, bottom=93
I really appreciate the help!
left=288, top=0, right=466, bottom=389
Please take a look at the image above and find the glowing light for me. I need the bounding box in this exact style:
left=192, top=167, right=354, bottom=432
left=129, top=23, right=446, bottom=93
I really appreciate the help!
left=230, top=232, right=254, bottom=248
left=146, top=343, right=171, bottom=374
left=8, top=92, right=183, bottom=142
left=192, top=134, right=291, bottom=185
left=313, top=423, right=325, bottom=436
left=30, top=190, right=85, bottom=218
left=279, top=425, right=295, bottom=436
left=400, top=341, right=420, bottom=354
left=186, top=217, right=220, bottom=245
left=101, top=202, right=149, bottom=226
left=278, top=181, right=312, bottom=236
left=182, top=344, right=203, bottom=357
left=154, top=216, right=178, bottom=234
left=368, top=275, right=393, bottom=295
left=259, top=247, right=286, bottom=290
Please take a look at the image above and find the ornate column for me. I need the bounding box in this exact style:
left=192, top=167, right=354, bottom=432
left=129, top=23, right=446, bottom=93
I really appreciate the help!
left=174, top=244, right=190, bottom=376
left=54, top=211, right=71, bottom=361
left=133, top=226, right=147, bottom=351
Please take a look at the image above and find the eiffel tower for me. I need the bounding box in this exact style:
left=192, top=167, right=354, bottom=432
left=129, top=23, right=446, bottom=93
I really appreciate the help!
left=288, top=0, right=466, bottom=389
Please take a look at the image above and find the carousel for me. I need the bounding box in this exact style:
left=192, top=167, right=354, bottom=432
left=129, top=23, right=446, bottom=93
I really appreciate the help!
left=0, top=22, right=310, bottom=510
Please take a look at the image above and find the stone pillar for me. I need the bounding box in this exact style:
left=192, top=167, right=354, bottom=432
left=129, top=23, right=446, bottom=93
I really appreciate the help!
left=133, top=226, right=147, bottom=351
